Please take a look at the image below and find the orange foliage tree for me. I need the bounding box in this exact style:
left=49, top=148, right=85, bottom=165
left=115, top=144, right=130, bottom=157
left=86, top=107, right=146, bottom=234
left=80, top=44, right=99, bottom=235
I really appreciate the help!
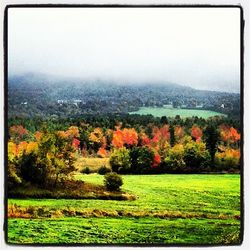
left=191, top=125, right=203, bottom=142
left=65, top=126, right=80, bottom=139
left=215, top=148, right=240, bottom=170
left=174, top=126, right=185, bottom=143
left=89, top=127, right=106, bottom=152
left=220, top=125, right=240, bottom=146
left=112, top=128, right=138, bottom=148
left=150, top=125, right=170, bottom=157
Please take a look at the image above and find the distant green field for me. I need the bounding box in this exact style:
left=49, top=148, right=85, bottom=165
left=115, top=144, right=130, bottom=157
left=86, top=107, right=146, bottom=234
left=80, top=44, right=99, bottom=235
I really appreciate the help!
left=8, top=174, right=241, bottom=245
left=129, top=107, right=227, bottom=118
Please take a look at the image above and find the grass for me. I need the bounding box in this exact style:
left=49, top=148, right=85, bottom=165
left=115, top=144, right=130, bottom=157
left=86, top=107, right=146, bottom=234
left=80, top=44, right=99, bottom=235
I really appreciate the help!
left=129, top=107, right=227, bottom=118
left=7, top=174, right=241, bottom=245
left=8, top=217, right=240, bottom=245
left=74, top=157, right=110, bottom=172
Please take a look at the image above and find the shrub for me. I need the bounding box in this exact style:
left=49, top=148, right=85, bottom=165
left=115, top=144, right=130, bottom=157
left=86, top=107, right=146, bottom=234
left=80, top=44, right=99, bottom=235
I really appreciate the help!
left=109, top=147, right=131, bottom=173
left=98, top=165, right=111, bottom=175
left=81, top=167, right=91, bottom=174
left=104, top=172, right=123, bottom=191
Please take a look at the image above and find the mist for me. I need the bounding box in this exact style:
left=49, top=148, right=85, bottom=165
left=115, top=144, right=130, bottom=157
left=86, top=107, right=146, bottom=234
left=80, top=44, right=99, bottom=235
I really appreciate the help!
left=8, top=7, right=241, bottom=93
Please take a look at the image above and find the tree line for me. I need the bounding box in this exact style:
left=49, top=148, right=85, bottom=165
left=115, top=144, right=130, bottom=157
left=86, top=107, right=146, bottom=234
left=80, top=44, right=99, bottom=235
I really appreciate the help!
left=8, top=117, right=241, bottom=190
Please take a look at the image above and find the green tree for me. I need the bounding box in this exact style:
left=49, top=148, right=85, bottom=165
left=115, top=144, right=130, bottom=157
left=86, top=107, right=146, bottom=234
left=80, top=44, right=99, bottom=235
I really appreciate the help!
left=204, top=124, right=219, bottom=165
left=169, top=124, right=175, bottom=147
left=183, top=141, right=211, bottom=172
left=164, top=144, right=186, bottom=172
left=109, top=147, right=131, bottom=173
left=130, top=146, right=155, bottom=174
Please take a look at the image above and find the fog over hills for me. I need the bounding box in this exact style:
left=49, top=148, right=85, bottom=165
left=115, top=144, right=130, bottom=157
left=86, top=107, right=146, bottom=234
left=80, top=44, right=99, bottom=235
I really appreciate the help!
left=8, top=8, right=240, bottom=94
left=8, top=72, right=239, bottom=94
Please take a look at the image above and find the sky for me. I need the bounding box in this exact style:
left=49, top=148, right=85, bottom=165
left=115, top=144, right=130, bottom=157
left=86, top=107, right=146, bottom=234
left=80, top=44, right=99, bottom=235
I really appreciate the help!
left=8, top=7, right=241, bottom=93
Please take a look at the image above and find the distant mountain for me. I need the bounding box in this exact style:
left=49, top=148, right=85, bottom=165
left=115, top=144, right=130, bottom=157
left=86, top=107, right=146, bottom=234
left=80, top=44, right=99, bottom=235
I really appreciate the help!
left=8, top=73, right=240, bottom=119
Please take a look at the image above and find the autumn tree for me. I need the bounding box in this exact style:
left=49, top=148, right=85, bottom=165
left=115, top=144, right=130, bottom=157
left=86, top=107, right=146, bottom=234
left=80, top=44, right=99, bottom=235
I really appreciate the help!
left=89, top=127, right=106, bottom=152
left=112, top=129, right=124, bottom=148
left=152, top=152, right=161, bottom=169
left=18, top=131, right=76, bottom=188
left=138, top=131, right=150, bottom=146
left=220, top=125, right=240, bottom=147
left=65, top=126, right=80, bottom=139
left=174, top=126, right=184, bottom=143
left=97, top=147, right=108, bottom=158
left=9, top=125, right=28, bottom=143
left=191, top=125, right=203, bottom=142
left=7, top=142, right=22, bottom=188
left=151, top=125, right=170, bottom=157
left=112, top=128, right=138, bottom=149
left=215, top=148, right=240, bottom=171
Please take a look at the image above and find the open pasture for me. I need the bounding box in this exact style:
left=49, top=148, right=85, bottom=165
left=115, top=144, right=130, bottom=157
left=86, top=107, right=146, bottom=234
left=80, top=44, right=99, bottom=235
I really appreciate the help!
left=129, top=107, right=227, bottom=118
left=8, top=174, right=241, bottom=245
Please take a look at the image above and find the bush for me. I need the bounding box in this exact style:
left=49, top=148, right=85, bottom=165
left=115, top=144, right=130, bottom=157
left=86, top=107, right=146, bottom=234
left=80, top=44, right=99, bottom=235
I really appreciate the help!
left=109, top=147, right=131, bottom=173
left=98, top=165, right=111, bottom=175
left=104, top=173, right=123, bottom=191
left=81, top=167, right=90, bottom=174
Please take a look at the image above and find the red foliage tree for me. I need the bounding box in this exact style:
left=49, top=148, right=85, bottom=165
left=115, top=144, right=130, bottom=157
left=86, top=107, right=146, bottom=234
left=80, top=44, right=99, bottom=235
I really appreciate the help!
left=152, top=153, right=161, bottom=168
left=140, top=132, right=151, bottom=146
left=191, top=125, right=203, bottom=142
left=9, top=125, right=28, bottom=143
left=220, top=125, right=240, bottom=145
left=72, top=138, right=80, bottom=149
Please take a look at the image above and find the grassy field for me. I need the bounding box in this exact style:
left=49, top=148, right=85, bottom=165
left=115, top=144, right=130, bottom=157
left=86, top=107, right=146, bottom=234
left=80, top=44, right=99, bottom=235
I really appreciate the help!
left=129, top=107, right=227, bottom=118
left=7, top=174, right=241, bottom=245
left=74, top=157, right=110, bottom=172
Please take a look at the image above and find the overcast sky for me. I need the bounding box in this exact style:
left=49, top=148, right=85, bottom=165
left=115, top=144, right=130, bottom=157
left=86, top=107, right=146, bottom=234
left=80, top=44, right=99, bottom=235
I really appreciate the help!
left=8, top=7, right=241, bottom=92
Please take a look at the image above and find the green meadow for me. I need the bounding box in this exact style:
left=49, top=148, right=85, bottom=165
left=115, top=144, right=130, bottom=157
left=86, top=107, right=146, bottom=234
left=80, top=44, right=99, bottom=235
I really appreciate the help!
left=129, top=107, right=227, bottom=118
left=8, top=174, right=241, bottom=245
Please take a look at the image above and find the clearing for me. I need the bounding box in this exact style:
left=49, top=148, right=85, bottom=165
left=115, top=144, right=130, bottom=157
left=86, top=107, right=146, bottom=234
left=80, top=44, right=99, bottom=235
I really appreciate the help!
left=129, top=107, right=227, bottom=118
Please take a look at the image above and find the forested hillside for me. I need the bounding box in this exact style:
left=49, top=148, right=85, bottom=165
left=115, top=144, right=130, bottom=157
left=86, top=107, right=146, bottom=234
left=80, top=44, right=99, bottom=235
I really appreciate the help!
left=8, top=73, right=240, bottom=119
